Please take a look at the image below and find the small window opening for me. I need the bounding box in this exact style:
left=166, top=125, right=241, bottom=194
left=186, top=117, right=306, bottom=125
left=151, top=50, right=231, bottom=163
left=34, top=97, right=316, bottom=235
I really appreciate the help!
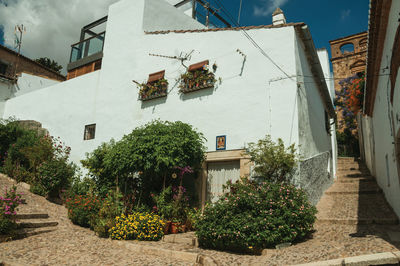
left=84, top=124, right=96, bottom=140
left=0, top=62, right=8, bottom=75
left=340, top=43, right=354, bottom=54
left=325, top=111, right=331, bottom=135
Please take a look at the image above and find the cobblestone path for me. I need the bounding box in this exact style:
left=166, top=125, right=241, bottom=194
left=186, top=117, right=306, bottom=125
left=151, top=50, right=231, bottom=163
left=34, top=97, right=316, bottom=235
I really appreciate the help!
left=0, top=174, right=187, bottom=266
left=1, top=157, right=400, bottom=266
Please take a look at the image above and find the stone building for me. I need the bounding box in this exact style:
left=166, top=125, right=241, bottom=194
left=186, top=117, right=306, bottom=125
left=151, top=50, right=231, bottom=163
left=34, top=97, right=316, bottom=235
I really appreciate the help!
left=329, top=32, right=367, bottom=132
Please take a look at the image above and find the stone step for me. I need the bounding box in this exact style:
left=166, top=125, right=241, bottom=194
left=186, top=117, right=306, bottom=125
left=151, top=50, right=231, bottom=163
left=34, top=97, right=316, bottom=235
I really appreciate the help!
left=13, top=227, right=56, bottom=239
left=337, top=175, right=375, bottom=182
left=15, top=213, right=49, bottom=219
left=337, top=157, right=358, bottom=162
left=316, top=193, right=398, bottom=224
left=18, top=220, right=58, bottom=228
left=325, top=182, right=381, bottom=194
left=316, top=218, right=399, bottom=225
left=337, top=165, right=367, bottom=171
left=337, top=169, right=370, bottom=175
left=163, top=233, right=197, bottom=246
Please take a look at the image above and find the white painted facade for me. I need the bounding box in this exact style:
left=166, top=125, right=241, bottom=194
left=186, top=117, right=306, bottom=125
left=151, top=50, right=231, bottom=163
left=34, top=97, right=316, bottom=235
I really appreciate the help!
left=360, top=0, right=400, bottom=218
left=2, top=0, right=334, bottom=202
left=0, top=73, right=60, bottom=117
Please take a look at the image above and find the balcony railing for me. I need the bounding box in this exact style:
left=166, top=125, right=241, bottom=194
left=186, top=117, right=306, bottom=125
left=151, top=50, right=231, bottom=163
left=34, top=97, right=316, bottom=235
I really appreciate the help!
left=70, top=31, right=105, bottom=63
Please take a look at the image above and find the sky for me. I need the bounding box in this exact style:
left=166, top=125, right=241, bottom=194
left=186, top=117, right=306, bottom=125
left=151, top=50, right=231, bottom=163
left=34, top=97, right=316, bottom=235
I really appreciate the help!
left=0, top=0, right=369, bottom=75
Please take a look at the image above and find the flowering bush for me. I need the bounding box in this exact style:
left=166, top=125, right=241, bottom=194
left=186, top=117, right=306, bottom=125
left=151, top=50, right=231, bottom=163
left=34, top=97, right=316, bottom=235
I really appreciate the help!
left=0, top=186, right=24, bottom=234
left=65, top=194, right=100, bottom=228
left=90, top=191, right=124, bottom=238
left=195, top=178, right=317, bottom=253
left=109, top=212, right=165, bottom=241
left=335, top=72, right=365, bottom=131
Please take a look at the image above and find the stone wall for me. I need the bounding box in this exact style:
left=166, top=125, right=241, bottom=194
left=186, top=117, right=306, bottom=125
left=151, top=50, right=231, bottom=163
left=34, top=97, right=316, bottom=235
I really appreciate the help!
left=16, top=120, right=49, bottom=137
left=293, top=151, right=333, bottom=205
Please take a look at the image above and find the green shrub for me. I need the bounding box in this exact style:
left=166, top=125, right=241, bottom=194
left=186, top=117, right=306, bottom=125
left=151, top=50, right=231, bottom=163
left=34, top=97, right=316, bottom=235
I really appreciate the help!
left=152, top=185, right=190, bottom=223
left=65, top=194, right=100, bottom=228
left=91, top=191, right=124, bottom=238
left=0, top=118, right=30, bottom=169
left=109, top=212, right=165, bottom=241
left=35, top=158, right=76, bottom=198
left=195, top=178, right=317, bottom=253
left=246, top=135, right=298, bottom=182
left=80, top=140, right=116, bottom=196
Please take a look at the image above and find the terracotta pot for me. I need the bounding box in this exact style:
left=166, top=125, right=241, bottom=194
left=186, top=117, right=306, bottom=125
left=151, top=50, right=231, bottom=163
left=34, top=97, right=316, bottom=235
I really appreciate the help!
left=179, top=224, right=187, bottom=233
left=164, top=221, right=171, bottom=235
left=170, top=222, right=179, bottom=234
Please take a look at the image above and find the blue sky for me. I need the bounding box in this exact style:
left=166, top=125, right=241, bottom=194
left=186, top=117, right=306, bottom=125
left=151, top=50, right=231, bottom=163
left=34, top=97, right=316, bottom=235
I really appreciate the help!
left=0, top=0, right=369, bottom=69
left=204, top=0, right=369, bottom=52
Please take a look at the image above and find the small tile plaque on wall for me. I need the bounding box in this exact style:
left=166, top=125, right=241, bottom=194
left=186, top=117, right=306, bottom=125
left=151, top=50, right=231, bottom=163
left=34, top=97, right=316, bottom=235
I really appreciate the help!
left=216, top=135, right=226, bottom=150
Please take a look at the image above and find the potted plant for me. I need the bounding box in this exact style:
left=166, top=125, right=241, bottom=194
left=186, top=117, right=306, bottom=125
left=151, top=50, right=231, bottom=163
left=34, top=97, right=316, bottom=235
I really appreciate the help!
left=136, top=78, right=169, bottom=100
left=179, top=68, right=216, bottom=93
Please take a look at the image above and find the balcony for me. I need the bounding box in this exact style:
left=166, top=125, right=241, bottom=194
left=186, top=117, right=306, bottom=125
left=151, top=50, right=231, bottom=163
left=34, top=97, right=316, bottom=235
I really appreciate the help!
left=70, top=32, right=105, bottom=63
left=67, top=16, right=107, bottom=80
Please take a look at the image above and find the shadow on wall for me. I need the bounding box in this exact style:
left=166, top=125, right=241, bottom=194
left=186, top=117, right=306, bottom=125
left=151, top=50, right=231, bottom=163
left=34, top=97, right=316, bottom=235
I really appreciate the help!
left=180, top=86, right=215, bottom=101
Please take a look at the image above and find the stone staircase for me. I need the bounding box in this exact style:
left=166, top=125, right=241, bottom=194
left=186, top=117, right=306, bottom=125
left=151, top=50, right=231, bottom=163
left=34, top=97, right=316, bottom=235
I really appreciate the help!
left=316, top=157, right=399, bottom=226
left=12, top=213, right=58, bottom=240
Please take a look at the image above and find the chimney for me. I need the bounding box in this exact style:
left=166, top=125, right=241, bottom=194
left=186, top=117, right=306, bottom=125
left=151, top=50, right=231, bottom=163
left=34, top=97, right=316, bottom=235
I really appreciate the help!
left=272, top=7, right=286, bottom=26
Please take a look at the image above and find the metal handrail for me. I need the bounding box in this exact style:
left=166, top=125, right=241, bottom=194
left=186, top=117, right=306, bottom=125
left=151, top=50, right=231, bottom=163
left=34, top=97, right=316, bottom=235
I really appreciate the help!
left=70, top=31, right=106, bottom=47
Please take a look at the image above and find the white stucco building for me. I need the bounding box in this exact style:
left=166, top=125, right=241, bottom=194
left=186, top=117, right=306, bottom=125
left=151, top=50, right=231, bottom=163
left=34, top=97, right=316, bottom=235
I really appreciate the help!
left=359, top=0, right=400, bottom=218
left=2, top=0, right=336, bottom=205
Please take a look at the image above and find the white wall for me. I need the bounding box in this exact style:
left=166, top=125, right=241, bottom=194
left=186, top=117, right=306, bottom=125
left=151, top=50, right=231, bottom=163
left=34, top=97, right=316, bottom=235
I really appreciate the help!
left=3, top=0, right=316, bottom=172
left=3, top=71, right=101, bottom=164
left=318, top=48, right=337, bottom=177
left=361, top=0, right=400, bottom=218
left=0, top=79, right=12, bottom=117
left=14, top=73, right=60, bottom=97
left=0, top=73, right=60, bottom=117
left=295, top=36, right=331, bottom=160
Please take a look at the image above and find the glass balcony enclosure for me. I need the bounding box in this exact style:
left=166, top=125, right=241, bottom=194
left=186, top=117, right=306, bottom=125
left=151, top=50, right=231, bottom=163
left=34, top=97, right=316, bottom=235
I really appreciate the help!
left=68, top=16, right=107, bottom=63
left=70, top=32, right=105, bottom=63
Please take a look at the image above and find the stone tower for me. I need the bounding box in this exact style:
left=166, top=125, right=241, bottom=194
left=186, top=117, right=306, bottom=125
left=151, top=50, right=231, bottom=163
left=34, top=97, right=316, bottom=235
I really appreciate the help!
left=329, top=32, right=368, bottom=131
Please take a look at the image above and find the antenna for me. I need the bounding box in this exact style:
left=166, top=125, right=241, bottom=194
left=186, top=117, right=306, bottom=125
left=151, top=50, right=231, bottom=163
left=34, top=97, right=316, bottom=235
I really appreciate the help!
left=13, top=24, right=26, bottom=80
left=149, top=50, right=194, bottom=69
left=237, top=0, right=243, bottom=25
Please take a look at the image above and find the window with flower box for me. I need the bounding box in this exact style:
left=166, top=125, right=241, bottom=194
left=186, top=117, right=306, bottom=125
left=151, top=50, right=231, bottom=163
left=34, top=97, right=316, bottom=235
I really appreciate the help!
left=139, top=70, right=168, bottom=101
left=179, top=60, right=216, bottom=93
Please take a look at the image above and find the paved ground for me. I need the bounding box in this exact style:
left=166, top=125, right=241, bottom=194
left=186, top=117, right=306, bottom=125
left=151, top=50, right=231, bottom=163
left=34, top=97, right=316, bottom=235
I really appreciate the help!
left=0, top=174, right=188, bottom=266
left=1, top=157, right=400, bottom=266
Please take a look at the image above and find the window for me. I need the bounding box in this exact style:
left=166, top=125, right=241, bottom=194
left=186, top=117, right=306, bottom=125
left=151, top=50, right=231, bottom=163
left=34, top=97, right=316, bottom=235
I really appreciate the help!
left=84, top=124, right=96, bottom=140
left=325, top=111, right=331, bottom=135
left=0, top=62, right=8, bottom=75
left=340, top=43, right=354, bottom=54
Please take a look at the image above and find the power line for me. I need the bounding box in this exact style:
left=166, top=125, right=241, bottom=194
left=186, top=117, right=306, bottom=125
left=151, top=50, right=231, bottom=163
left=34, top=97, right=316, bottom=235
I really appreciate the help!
left=213, top=0, right=294, bottom=80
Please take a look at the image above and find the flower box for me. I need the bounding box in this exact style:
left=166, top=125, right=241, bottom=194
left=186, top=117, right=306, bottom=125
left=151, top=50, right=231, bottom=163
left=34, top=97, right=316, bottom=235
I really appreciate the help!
left=139, top=79, right=168, bottom=101
left=179, top=71, right=216, bottom=94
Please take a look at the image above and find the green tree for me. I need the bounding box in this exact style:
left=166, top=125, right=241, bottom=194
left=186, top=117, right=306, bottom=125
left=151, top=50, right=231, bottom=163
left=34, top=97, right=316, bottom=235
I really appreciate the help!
left=82, top=120, right=206, bottom=205
left=34, top=57, right=63, bottom=73
left=246, top=135, right=297, bottom=182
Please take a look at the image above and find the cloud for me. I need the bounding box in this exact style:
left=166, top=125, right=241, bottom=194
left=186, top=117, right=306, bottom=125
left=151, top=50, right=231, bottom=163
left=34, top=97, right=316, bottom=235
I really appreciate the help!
left=0, top=0, right=120, bottom=74
left=340, top=9, right=351, bottom=21
left=253, top=0, right=288, bottom=17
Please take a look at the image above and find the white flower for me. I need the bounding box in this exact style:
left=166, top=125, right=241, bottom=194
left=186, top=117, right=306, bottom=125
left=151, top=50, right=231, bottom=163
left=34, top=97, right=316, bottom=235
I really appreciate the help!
left=172, top=173, right=177, bottom=179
